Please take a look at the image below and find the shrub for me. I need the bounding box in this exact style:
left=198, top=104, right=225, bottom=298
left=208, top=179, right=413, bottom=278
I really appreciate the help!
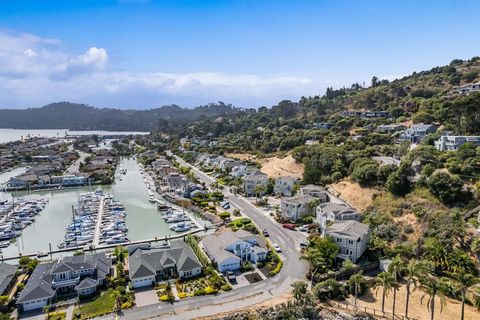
left=270, top=260, right=283, bottom=276
left=219, top=212, right=230, bottom=220
left=205, top=286, right=218, bottom=295
left=121, top=301, right=132, bottom=309
left=193, top=288, right=206, bottom=296
left=178, top=292, right=187, bottom=299
left=221, top=284, right=233, bottom=291
left=159, top=294, right=173, bottom=302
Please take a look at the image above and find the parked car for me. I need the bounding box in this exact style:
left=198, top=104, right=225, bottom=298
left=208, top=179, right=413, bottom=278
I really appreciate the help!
left=225, top=271, right=237, bottom=283
left=300, top=240, right=309, bottom=249
left=298, top=225, right=308, bottom=232
left=262, top=229, right=270, bottom=237
left=272, top=243, right=282, bottom=252
left=282, top=223, right=296, bottom=230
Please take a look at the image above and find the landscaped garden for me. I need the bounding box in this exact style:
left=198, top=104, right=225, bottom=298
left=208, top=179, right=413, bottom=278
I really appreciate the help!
left=47, top=311, right=66, bottom=320
left=156, top=282, right=175, bottom=302
left=175, top=266, right=232, bottom=298
left=229, top=217, right=258, bottom=233
left=76, top=289, right=116, bottom=319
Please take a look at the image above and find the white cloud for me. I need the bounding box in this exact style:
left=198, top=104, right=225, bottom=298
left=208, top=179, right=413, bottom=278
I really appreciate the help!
left=0, top=29, right=317, bottom=108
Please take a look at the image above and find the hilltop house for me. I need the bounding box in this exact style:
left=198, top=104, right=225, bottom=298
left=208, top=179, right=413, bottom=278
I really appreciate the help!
left=280, top=195, right=317, bottom=221
left=299, top=185, right=329, bottom=202
left=325, top=221, right=370, bottom=263
left=399, top=123, right=438, bottom=143
left=434, top=132, right=480, bottom=151
left=202, top=230, right=268, bottom=272
left=243, top=171, right=269, bottom=197
left=274, top=176, right=298, bottom=197
left=128, top=241, right=202, bottom=288
left=376, top=124, right=406, bottom=133
left=453, top=82, right=480, bottom=94
left=16, top=253, right=112, bottom=312
left=315, top=203, right=360, bottom=231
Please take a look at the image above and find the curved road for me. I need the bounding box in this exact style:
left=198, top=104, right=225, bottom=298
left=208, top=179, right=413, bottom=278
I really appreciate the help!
left=99, top=154, right=308, bottom=319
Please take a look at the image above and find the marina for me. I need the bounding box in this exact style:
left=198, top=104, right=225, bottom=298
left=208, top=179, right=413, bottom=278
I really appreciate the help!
left=0, top=157, right=211, bottom=259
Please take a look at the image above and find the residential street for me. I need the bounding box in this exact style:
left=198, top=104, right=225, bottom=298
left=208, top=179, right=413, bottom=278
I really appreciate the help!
left=98, top=154, right=308, bottom=319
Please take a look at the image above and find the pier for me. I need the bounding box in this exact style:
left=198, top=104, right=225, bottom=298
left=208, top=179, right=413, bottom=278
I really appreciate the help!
left=92, top=195, right=104, bottom=247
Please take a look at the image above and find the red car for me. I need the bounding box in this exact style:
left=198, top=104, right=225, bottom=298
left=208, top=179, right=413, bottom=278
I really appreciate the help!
left=282, top=223, right=296, bottom=230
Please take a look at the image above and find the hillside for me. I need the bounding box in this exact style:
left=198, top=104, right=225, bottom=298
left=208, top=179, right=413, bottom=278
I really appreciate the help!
left=0, top=101, right=241, bottom=131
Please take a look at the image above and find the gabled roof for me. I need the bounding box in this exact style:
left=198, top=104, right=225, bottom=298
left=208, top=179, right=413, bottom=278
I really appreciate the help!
left=128, top=241, right=202, bottom=279
left=17, top=262, right=55, bottom=304
left=75, top=277, right=97, bottom=290
left=0, top=262, right=17, bottom=295
left=326, top=221, right=370, bottom=240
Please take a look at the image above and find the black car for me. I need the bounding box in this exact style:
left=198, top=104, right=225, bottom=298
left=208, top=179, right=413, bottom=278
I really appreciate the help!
left=225, top=271, right=237, bottom=283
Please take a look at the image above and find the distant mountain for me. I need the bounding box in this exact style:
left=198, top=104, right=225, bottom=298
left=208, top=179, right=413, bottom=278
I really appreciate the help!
left=0, top=102, right=242, bottom=131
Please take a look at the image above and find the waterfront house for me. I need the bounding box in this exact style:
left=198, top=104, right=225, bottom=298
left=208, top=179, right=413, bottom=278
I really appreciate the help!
left=325, top=221, right=370, bottom=263
left=315, top=203, right=360, bottom=231
left=434, top=132, right=480, bottom=151
left=243, top=171, right=269, bottom=197
left=128, top=241, right=202, bottom=288
left=0, top=262, right=18, bottom=296
left=50, top=175, right=86, bottom=186
left=9, top=174, right=38, bottom=189
left=299, top=185, right=329, bottom=202
left=16, top=253, right=112, bottom=312
left=280, top=195, right=317, bottom=221
left=399, top=123, right=438, bottom=143
left=165, top=173, right=188, bottom=191
left=202, top=230, right=268, bottom=273
left=274, top=176, right=298, bottom=197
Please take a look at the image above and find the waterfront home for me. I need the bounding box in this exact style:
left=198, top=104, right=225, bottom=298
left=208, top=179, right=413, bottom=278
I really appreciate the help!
left=8, top=174, right=38, bottom=189
left=128, top=241, right=202, bottom=288
left=16, top=253, right=112, bottom=312
left=434, top=132, right=480, bottom=151
left=325, top=220, right=370, bottom=263
left=274, top=176, right=298, bottom=197
left=202, top=230, right=268, bottom=272
left=376, top=124, right=406, bottom=133
left=0, top=262, right=18, bottom=296
left=280, top=195, right=317, bottom=221
left=299, top=185, right=329, bottom=202
left=50, top=175, right=86, bottom=186
left=399, top=123, right=438, bottom=143
left=243, top=171, right=269, bottom=197
left=165, top=173, right=188, bottom=191
left=315, top=203, right=360, bottom=232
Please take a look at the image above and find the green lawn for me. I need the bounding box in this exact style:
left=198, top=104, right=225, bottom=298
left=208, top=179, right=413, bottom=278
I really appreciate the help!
left=78, top=289, right=116, bottom=318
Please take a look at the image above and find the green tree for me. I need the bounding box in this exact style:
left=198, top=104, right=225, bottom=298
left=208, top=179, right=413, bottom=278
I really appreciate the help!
left=427, top=172, right=463, bottom=205
left=301, top=247, right=327, bottom=289
left=449, top=272, right=479, bottom=320
left=373, top=272, right=395, bottom=314
left=420, top=277, right=447, bottom=320
left=386, top=163, right=412, bottom=196
left=349, top=272, right=366, bottom=312
left=388, top=255, right=405, bottom=318
left=404, top=260, right=430, bottom=319
left=291, top=281, right=308, bottom=304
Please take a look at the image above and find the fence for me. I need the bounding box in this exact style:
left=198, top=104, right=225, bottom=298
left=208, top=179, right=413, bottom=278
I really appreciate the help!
left=333, top=301, right=419, bottom=320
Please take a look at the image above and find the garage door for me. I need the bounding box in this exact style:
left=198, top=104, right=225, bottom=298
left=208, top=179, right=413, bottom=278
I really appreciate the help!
left=23, top=300, right=47, bottom=311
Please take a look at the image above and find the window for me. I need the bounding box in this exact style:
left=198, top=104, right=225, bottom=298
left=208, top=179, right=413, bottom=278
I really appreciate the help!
left=336, top=238, right=342, bottom=243
left=348, top=240, right=354, bottom=245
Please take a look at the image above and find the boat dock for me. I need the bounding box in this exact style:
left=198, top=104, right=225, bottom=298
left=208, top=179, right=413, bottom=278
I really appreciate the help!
left=92, top=195, right=104, bottom=247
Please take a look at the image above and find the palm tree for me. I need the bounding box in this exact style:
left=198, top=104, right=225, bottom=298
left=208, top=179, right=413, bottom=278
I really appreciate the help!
left=449, top=272, right=479, bottom=320
left=373, top=272, right=395, bottom=314
left=388, top=255, right=405, bottom=318
left=300, top=247, right=327, bottom=289
left=404, top=260, right=429, bottom=319
left=349, top=272, right=365, bottom=312
left=424, top=238, right=449, bottom=272
left=420, top=276, right=447, bottom=320
left=112, top=289, right=122, bottom=312
left=254, top=184, right=267, bottom=203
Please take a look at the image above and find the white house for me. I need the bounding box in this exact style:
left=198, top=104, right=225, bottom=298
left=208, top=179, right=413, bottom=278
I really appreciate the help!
left=315, top=203, right=360, bottom=232
left=434, top=132, right=480, bottom=151
left=274, top=176, right=298, bottom=197
left=280, top=195, right=317, bottom=221
left=299, top=185, right=329, bottom=202
left=243, top=171, right=269, bottom=197
left=202, top=230, right=268, bottom=272
left=325, top=221, right=370, bottom=263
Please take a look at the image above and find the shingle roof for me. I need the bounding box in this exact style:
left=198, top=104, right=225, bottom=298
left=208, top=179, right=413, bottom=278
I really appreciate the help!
left=282, top=195, right=316, bottom=205
left=17, top=262, right=55, bottom=304
left=128, top=241, right=202, bottom=279
left=326, top=221, right=370, bottom=240
left=75, top=277, right=97, bottom=290
left=0, top=262, right=17, bottom=295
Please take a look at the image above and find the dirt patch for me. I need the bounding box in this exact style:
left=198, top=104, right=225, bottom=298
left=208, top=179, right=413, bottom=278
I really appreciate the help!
left=354, top=283, right=479, bottom=320
left=330, top=180, right=379, bottom=212
left=258, top=155, right=304, bottom=178
left=226, top=153, right=257, bottom=161
left=244, top=272, right=263, bottom=284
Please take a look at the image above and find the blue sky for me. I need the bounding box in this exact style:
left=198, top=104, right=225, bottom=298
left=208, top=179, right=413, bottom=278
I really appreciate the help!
left=0, top=0, right=479, bottom=109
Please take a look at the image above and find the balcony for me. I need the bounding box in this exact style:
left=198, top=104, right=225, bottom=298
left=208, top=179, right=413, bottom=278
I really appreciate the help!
left=52, top=276, right=80, bottom=289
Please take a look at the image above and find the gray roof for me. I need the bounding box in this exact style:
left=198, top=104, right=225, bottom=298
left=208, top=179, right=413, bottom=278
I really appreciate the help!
left=318, top=203, right=356, bottom=215
left=245, top=170, right=268, bottom=181
left=275, top=176, right=298, bottom=184
left=0, top=262, right=17, bottom=295
left=282, top=195, right=316, bottom=205
left=326, top=221, right=370, bottom=240
left=202, top=230, right=267, bottom=264
left=17, top=262, right=55, bottom=304
left=129, top=240, right=202, bottom=279
left=75, top=277, right=97, bottom=290
left=17, top=253, right=111, bottom=305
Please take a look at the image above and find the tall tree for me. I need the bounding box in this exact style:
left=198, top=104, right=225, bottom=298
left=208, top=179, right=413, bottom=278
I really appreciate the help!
left=421, top=277, right=447, bottom=320
left=388, top=255, right=405, bottom=318
left=301, top=247, right=327, bottom=289
left=404, top=260, right=429, bottom=319
left=373, top=272, right=395, bottom=314
left=449, top=272, right=479, bottom=320
left=349, top=272, right=366, bottom=312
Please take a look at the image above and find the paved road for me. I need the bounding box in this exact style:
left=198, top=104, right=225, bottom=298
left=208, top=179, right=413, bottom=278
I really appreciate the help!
left=65, top=150, right=89, bottom=175
left=97, top=154, right=308, bottom=319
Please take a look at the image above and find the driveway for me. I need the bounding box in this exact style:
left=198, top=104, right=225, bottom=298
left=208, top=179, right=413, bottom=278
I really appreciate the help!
left=134, top=286, right=159, bottom=307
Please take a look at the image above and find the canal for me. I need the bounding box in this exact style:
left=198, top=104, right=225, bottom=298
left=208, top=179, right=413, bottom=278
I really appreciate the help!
left=0, top=157, right=207, bottom=258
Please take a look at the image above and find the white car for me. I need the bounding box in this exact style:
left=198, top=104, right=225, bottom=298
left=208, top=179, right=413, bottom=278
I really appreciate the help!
left=272, top=243, right=282, bottom=252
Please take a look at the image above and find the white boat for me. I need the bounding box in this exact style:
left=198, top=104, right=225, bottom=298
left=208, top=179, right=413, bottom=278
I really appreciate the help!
left=148, top=196, right=156, bottom=203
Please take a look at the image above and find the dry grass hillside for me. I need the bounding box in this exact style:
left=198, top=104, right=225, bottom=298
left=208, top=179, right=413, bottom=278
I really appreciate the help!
left=227, top=152, right=304, bottom=178
left=330, top=180, right=379, bottom=212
